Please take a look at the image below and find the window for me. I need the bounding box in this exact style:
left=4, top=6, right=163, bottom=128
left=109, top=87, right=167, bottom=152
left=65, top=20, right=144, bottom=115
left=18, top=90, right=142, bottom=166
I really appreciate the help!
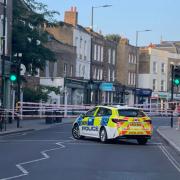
left=64, top=63, right=67, bottom=76
left=153, top=79, right=157, bottom=91
left=112, top=50, right=115, bottom=65
left=93, top=68, right=96, bottom=79
left=134, top=55, right=137, bottom=64
left=84, top=41, right=87, bottom=60
left=82, top=66, right=85, bottom=77
left=86, top=107, right=97, bottom=116
left=80, top=37, right=82, bottom=49
left=161, top=80, right=165, bottom=91
left=101, top=47, right=104, bottom=62
left=75, top=37, right=78, bottom=47
left=130, top=72, right=133, bottom=85
left=118, top=109, right=145, bottom=117
left=96, top=107, right=112, bottom=116
left=128, top=54, right=131, bottom=63
left=45, top=61, right=49, bottom=77
left=94, top=44, right=97, bottom=60
left=108, top=49, right=111, bottom=63
left=79, top=64, right=81, bottom=76
left=133, top=73, right=136, bottom=85
left=100, top=69, right=103, bottom=80
left=35, top=68, right=40, bottom=77
left=153, top=62, right=157, bottom=73
left=98, top=45, right=101, bottom=61
left=97, top=69, right=100, bottom=80
left=108, top=69, right=111, bottom=81
left=131, top=54, right=134, bottom=63
left=161, top=63, right=165, bottom=73
left=70, top=65, right=73, bottom=76
left=53, top=62, right=57, bottom=77
left=128, top=72, right=131, bottom=85
left=112, top=70, right=115, bottom=82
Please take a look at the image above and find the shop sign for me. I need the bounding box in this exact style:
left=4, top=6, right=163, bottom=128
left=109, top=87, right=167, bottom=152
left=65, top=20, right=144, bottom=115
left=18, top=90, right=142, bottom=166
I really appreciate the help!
left=100, top=83, right=113, bottom=91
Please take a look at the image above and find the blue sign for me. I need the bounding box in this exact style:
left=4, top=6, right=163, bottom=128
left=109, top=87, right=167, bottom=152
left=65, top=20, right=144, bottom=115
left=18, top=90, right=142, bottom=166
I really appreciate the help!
left=135, top=88, right=152, bottom=97
left=100, top=83, right=113, bottom=91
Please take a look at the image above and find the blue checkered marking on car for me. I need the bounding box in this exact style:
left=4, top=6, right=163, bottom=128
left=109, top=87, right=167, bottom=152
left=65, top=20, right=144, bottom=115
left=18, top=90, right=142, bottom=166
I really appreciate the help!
left=88, top=117, right=94, bottom=126
left=101, top=116, right=110, bottom=126
left=77, top=116, right=83, bottom=125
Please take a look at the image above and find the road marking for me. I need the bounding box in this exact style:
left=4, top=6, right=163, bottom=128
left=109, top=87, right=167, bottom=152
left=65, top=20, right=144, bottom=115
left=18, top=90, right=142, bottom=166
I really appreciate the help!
left=0, top=139, right=70, bottom=143
left=0, top=138, right=73, bottom=180
left=159, top=144, right=180, bottom=173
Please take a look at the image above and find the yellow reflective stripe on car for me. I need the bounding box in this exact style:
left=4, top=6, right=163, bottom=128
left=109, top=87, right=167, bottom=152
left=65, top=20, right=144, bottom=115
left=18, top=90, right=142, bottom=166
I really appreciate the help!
left=107, top=116, right=116, bottom=127
left=93, top=117, right=101, bottom=126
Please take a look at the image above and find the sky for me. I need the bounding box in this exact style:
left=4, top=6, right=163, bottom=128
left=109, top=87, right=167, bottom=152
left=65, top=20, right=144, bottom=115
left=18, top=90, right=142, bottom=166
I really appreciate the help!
left=38, top=0, right=180, bottom=46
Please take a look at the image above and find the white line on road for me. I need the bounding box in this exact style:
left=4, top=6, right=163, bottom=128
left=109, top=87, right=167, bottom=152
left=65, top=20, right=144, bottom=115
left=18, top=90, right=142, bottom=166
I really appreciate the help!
left=159, top=144, right=180, bottom=173
left=0, top=138, right=74, bottom=180
left=0, top=139, right=70, bottom=143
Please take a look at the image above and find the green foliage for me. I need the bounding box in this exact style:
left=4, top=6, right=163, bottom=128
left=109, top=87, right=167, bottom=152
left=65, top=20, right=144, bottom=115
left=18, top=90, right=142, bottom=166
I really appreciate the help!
left=23, top=87, right=48, bottom=102
left=40, top=85, right=61, bottom=95
left=12, top=0, right=59, bottom=75
left=105, top=34, right=121, bottom=42
left=23, top=85, right=61, bottom=102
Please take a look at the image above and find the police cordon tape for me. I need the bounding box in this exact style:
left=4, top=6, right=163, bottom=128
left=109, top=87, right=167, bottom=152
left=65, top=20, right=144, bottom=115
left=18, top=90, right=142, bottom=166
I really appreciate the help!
left=0, top=101, right=179, bottom=119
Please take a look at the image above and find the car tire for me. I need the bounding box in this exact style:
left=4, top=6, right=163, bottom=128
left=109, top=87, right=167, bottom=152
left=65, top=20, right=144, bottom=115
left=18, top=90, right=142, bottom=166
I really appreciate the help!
left=137, top=138, right=148, bottom=145
left=100, top=128, right=108, bottom=143
left=72, top=124, right=83, bottom=140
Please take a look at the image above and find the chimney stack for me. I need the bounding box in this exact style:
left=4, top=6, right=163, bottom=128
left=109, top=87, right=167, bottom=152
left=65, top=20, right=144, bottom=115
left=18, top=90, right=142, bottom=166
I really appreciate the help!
left=64, top=6, right=78, bottom=26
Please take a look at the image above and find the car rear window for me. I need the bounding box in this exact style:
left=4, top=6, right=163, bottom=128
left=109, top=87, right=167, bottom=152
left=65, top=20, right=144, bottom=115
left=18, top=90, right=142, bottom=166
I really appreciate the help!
left=118, top=109, right=146, bottom=117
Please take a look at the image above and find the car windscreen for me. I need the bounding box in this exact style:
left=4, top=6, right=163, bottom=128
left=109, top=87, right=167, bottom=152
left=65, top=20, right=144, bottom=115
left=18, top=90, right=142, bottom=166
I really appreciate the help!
left=118, top=109, right=146, bottom=117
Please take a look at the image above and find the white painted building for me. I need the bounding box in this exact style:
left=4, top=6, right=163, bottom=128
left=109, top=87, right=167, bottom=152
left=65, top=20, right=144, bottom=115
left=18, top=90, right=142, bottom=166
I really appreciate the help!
left=73, top=26, right=91, bottom=79
left=139, top=47, right=180, bottom=102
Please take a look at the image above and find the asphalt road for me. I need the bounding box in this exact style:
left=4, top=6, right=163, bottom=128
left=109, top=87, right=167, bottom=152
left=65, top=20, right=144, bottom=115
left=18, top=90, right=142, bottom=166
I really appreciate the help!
left=0, top=117, right=180, bottom=180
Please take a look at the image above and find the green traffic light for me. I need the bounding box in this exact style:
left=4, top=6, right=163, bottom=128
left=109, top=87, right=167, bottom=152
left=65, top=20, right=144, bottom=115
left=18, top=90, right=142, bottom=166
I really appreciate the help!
left=174, top=79, right=180, bottom=85
left=10, top=74, right=17, bottom=81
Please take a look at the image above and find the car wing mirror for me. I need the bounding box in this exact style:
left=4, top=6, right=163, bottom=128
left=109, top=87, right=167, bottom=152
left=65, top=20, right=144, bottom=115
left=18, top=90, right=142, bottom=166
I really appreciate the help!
left=80, top=113, right=86, bottom=118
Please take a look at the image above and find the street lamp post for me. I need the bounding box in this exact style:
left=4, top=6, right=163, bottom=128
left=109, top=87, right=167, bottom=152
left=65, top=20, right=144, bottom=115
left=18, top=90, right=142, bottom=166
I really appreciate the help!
left=89, top=5, right=112, bottom=104
left=134, top=30, right=151, bottom=105
left=91, top=5, right=112, bottom=31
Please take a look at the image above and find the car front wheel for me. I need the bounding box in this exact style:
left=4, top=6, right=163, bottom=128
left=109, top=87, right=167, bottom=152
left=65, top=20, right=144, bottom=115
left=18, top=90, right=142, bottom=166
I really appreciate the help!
left=100, top=128, right=108, bottom=143
left=72, top=124, right=82, bottom=139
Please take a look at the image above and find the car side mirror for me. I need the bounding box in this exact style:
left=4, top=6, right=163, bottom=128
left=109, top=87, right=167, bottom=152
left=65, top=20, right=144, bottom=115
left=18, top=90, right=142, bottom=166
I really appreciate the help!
left=80, top=113, right=86, bottom=118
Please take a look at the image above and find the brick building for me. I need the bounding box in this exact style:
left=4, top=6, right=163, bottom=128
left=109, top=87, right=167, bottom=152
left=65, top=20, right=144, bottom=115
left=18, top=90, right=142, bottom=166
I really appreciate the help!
left=0, top=0, right=12, bottom=108
left=116, top=38, right=152, bottom=105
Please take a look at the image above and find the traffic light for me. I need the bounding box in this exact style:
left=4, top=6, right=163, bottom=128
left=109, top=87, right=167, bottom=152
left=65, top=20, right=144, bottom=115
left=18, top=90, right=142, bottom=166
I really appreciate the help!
left=10, top=63, right=17, bottom=82
left=174, top=66, right=180, bottom=86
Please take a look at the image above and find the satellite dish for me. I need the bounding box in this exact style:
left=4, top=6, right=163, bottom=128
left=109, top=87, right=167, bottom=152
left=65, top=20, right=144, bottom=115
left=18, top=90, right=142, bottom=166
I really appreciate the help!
left=20, top=64, right=26, bottom=75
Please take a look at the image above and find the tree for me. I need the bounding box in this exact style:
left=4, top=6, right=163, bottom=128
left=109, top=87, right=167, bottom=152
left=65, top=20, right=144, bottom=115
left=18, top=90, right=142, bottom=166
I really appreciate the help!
left=23, top=87, right=48, bottom=102
left=23, top=85, right=61, bottom=102
left=12, top=0, right=59, bottom=75
left=105, top=34, right=121, bottom=43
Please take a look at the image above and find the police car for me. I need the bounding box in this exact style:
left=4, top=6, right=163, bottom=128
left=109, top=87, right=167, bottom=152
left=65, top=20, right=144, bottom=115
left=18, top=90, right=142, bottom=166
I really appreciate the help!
left=72, top=105, right=153, bottom=145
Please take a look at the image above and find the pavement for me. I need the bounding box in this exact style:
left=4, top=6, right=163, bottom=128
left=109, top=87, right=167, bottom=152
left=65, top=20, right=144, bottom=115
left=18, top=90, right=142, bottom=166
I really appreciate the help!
left=0, top=117, right=75, bottom=136
left=157, top=125, right=180, bottom=154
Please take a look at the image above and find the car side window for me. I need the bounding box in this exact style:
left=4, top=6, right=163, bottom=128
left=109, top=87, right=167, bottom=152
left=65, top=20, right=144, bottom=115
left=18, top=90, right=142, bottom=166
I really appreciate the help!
left=96, top=108, right=112, bottom=116
left=104, top=108, right=112, bottom=116
left=96, top=108, right=104, bottom=116
left=86, top=107, right=97, bottom=117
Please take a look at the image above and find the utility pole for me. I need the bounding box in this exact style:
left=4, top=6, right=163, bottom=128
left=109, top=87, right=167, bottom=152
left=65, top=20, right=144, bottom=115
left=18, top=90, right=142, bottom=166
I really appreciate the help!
left=1, top=0, right=7, bottom=130
left=171, top=64, right=174, bottom=128
left=1, top=0, right=7, bottom=107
